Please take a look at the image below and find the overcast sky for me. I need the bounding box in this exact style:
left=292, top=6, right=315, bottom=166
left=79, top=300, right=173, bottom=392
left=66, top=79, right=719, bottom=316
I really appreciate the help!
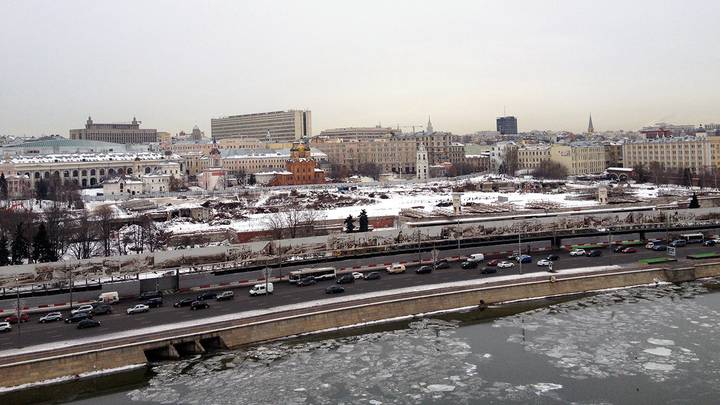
left=1, top=0, right=719, bottom=136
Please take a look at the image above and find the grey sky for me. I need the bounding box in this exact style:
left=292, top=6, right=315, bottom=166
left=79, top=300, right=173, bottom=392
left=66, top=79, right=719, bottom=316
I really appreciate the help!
left=1, top=0, right=719, bottom=136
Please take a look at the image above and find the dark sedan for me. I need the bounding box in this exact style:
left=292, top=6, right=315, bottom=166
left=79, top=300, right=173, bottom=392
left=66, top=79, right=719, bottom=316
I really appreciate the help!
left=190, top=301, right=210, bottom=310
left=173, top=298, right=195, bottom=308
left=325, top=286, right=345, bottom=294
left=336, top=274, right=355, bottom=284
left=144, top=297, right=164, bottom=308
left=77, top=319, right=101, bottom=329
left=296, top=277, right=317, bottom=287
left=461, top=261, right=479, bottom=269
left=416, top=265, right=433, bottom=274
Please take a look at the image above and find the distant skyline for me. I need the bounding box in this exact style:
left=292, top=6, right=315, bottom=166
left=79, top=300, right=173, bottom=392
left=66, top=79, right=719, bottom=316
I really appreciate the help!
left=1, top=0, right=719, bottom=136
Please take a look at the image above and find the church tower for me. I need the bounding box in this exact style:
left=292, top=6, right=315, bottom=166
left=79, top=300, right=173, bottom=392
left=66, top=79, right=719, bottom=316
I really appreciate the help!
left=588, top=114, right=594, bottom=134
left=416, top=143, right=429, bottom=181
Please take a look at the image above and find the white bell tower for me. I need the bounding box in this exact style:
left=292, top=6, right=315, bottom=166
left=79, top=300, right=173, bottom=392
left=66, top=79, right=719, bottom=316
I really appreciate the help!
left=416, top=143, right=429, bottom=181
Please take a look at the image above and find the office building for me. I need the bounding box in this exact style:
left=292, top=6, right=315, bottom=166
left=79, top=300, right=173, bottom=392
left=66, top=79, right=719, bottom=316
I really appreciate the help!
left=69, top=116, right=158, bottom=144
left=211, top=110, right=312, bottom=143
left=622, top=137, right=719, bottom=173
left=549, top=143, right=607, bottom=175
left=496, top=116, right=518, bottom=135
left=319, top=126, right=398, bottom=140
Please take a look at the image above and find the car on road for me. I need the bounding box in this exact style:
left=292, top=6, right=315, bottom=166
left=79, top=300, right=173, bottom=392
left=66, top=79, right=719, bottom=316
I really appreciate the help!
left=569, top=249, right=587, bottom=256
left=249, top=283, right=274, bottom=296
left=487, top=259, right=499, bottom=266
left=434, top=259, right=450, bottom=269
left=196, top=292, right=218, bottom=301
left=325, top=285, right=345, bottom=294
left=77, top=319, right=101, bottom=329
left=296, top=277, right=317, bottom=287
left=588, top=250, right=602, bottom=257
left=190, top=301, right=210, bottom=310
left=4, top=313, right=30, bottom=324
left=652, top=244, right=668, bottom=251
left=621, top=247, right=637, bottom=254
left=467, top=253, right=485, bottom=263
left=138, top=291, right=163, bottom=301
left=364, top=272, right=381, bottom=280
left=703, top=240, right=717, bottom=247
left=416, top=265, right=433, bottom=274
left=518, top=255, right=532, bottom=264
left=537, top=259, right=552, bottom=267
left=97, top=291, right=119, bottom=304
left=613, top=246, right=626, bottom=253
left=216, top=291, right=234, bottom=301
left=144, top=297, right=163, bottom=308
left=92, top=304, right=113, bottom=315
left=65, top=312, right=92, bottom=323
left=386, top=263, right=406, bottom=274
left=39, top=312, right=63, bottom=323
left=497, top=261, right=514, bottom=268
left=645, top=240, right=663, bottom=249
left=0, top=322, right=11, bottom=332
left=546, top=254, right=560, bottom=261
left=173, top=298, right=195, bottom=308
left=336, top=274, right=355, bottom=284
left=71, top=305, right=94, bottom=316
left=670, top=240, right=687, bottom=248
left=480, top=267, right=497, bottom=274
left=127, top=304, right=150, bottom=315
left=351, top=272, right=364, bottom=279
left=461, top=260, right=479, bottom=269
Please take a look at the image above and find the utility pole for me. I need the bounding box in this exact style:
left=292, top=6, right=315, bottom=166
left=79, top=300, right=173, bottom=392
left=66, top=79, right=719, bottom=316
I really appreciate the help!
left=417, top=231, right=422, bottom=263
left=518, top=231, right=523, bottom=274
left=456, top=217, right=461, bottom=250
left=68, top=270, right=73, bottom=311
left=608, top=227, right=613, bottom=266
left=15, top=277, right=20, bottom=340
left=264, top=267, right=271, bottom=296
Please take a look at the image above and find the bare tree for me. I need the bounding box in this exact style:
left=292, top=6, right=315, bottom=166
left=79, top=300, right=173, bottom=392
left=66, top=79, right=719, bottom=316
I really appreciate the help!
left=93, top=205, right=115, bottom=257
left=68, top=210, right=99, bottom=259
left=264, top=208, right=325, bottom=239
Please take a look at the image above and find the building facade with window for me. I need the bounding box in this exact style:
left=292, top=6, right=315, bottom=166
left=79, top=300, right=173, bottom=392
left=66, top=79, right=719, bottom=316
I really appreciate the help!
left=69, top=117, right=157, bottom=144
left=211, top=110, right=311, bottom=143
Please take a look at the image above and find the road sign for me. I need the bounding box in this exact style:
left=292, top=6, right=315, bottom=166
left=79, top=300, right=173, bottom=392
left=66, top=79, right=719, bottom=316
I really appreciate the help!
left=667, top=246, right=676, bottom=257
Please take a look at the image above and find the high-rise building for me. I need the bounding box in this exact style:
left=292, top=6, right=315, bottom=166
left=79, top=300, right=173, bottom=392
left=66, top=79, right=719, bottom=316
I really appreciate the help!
left=69, top=116, right=158, bottom=144
left=496, top=116, right=518, bottom=135
left=319, top=126, right=398, bottom=140
left=211, top=110, right=311, bottom=143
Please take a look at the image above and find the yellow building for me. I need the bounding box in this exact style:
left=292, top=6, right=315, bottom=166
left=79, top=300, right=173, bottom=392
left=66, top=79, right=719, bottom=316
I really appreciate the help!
left=549, top=143, right=607, bottom=175
left=517, top=146, right=550, bottom=171
left=622, top=137, right=717, bottom=172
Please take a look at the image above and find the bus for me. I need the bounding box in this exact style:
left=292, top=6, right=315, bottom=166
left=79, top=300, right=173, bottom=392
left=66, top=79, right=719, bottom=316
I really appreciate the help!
left=288, top=267, right=337, bottom=283
left=680, top=233, right=704, bottom=244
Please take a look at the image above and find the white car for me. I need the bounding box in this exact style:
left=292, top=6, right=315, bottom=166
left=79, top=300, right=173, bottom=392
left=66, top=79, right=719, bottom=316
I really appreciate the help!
left=497, top=261, right=515, bottom=268
left=569, top=249, right=587, bottom=256
left=39, top=312, right=63, bottom=323
left=71, top=304, right=95, bottom=316
left=537, top=259, right=552, bottom=267
left=386, top=263, right=406, bottom=274
left=351, top=272, right=364, bottom=280
left=0, top=322, right=11, bottom=332
left=126, top=304, right=150, bottom=315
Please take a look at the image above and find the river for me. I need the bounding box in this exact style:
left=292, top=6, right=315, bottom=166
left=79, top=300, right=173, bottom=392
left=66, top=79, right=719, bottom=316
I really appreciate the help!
left=10, top=279, right=720, bottom=404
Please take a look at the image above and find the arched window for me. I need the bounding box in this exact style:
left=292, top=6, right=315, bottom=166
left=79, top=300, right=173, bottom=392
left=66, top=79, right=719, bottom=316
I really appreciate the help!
left=90, top=169, right=96, bottom=176
left=81, top=170, right=87, bottom=176
left=72, top=170, right=78, bottom=177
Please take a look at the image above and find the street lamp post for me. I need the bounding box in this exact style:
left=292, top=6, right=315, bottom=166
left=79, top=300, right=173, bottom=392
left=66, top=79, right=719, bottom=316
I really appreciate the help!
left=608, top=227, right=613, bottom=266
left=518, top=231, right=523, bottom=274
left=15, top=277, right=20, bottom=339
left=68, top=269, right=73, bottom=311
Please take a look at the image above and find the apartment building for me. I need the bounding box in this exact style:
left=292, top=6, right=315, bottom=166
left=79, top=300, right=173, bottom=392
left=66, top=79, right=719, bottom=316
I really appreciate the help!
left=517, top=145, right=550, bottom=171
left=311, top=137, right=417, bottom=175
left=69, top=116, right=157, bottom=144
left=319, top=126, right=399, bottom=140
left=211, top=110, right=311, bottom=143
left=622, top=137, right=718, bottom=172
left=550, top=143, right=607, bottom=175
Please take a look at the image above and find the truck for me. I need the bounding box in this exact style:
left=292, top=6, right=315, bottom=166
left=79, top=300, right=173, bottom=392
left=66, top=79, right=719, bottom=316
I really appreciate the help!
left=97, top=291, right=119, bottom=304
left=249, top=283, right=274, bottom=296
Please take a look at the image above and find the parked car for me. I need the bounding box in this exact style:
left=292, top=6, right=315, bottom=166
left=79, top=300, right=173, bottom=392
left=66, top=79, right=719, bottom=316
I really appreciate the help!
left=144, top=297, right=163, bottom=308
left=0, top=322, right=11, bottom=332
left=621, top=247, right=637, bottom=254
left=296, top=277, right=317, bottom=287
left=173, top=298, right=195, bottom=308
left=569, top=249, right=587, bottom=256
left=190, top=301, right=210, bottom=310
left=196, top=292, right=218, bottom=301
left=487, top=259, right=499, bottom=266
left=127, top=304, right=150, bottom=315
left=703, top=240, right=717, bottom=247
left=351, top=272, right=364, bottom=279
left=461, top=260, right=479, bottom=269
left=467, top=253, right=485, bottom=262
left=386, top=263, right=406, bottom=274
left=325, top=285, right=345, bottom=294
left=4, top=313, right=30, bottom=324
left=71, top=304, right=94, bottom=316
left=138, top=291, right=163, bottom=301
left=480, top=267, right=498, bottom=275
left=518, top=255, right=532, bottom=264
left=537, top=259, right=552, bottom=267
left=497, top=261, right=514, bottom=268
left=364, top=272, right=381, bottom=280
left=92, top=304, right=113, bottom=315
left=65, top=312, right=92, bottom=323
left=652, top=244, right=668, bottom=251
left=77, top=319, right=101, bottom=329
left=216, top=291, right=234, bottom=301
left=336, top=274, right=355, bottom=284
left=249, top=283, right=274, bottom=296
left=670, top=240, right=687, bottom=248
left=39, top=312, right=63, bottom=323
left=588, top=250, right=602, bottom=257
left=546, top=254, right=560, bottom=261
left=434, top=259, right=450, bottom=269
left=416, top=265, right=433, bottom=274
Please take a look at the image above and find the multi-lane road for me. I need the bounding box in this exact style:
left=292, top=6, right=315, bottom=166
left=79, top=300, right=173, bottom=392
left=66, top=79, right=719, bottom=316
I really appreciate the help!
left=0, top=238, right=716, bottom=350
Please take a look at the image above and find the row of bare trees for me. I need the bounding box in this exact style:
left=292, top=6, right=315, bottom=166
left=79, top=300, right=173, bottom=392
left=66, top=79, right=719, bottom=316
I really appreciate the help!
left=265, top=208, right=325, bottom=239
left=634, top=162, right=720, bottom=188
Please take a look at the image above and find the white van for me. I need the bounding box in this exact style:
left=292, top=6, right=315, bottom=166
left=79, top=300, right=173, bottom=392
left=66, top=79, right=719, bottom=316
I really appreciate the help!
left=97, top=291, right=119, bottom=304
left=386, top=263, right=406, bottom=274
left=467, top=253, right=485, bottom=262
left=249, top=283, right=274, bottom=296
